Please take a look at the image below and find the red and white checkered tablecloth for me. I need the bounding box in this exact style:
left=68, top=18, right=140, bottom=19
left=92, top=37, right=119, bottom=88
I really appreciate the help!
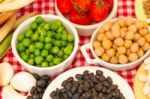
left=0, top=0, right=137, bottom=98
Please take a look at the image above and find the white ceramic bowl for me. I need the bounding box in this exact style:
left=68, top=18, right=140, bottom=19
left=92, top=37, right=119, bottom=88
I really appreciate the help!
left=55, top=0, right=118, bottom=36
left=11, top=14, right=79, bottom=76
left=80, top=18, right=150, bottom=71
left=42, top=66, right=135, bottom=99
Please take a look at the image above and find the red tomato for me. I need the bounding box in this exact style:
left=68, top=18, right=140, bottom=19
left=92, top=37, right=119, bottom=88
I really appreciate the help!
left=71, top=0, right=92, bottom=12
left=57, top=0, right=73, bottom=14
left=103, top=0, right=113, bottom=12
left=69, top=10, right=91, bottom=25
left=90, top=0, right=109, bottom=22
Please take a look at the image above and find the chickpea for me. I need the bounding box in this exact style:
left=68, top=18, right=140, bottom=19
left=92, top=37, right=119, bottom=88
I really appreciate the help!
left=112, top=29, right=120, bottom=38
left=102, top=39, right=113, bottom=49
left=143, top=42, right=150, bottom=51
left=111, top=23, right=120, bottom=31
left=118, top=46, right=127, bottom=54
left=114, top=38, right=124, bottom=46
left=105, top=31, right=114, bottom=40
left=103, top=22, right=113, bottom=31
left=142, top=20, right=149, bottom=28
left=134, top=33, right=141, bottom=41
left=118, top=18, right=126, bottom=27
left=130, top=43, right=139, bottom=53
left=145, top=34, right=150, bottom=42
left=125, top=31, right=134, bottom=40
left=128, top=25, right=137, bottom=33
left=119, top=54, right=128, bottom=64
left=113, top=44, right=118, bottom=50
left=97, top=33, right=105, bottom=41
left=99, top=27, right=105, bottom=33
left=126, top=18, right=135, bottom=26
left=93, top=41, right=101, bottom=48
left=102, top=53, right=110, bottom=62
left=137, top=49, right=144, bottom=58
left=129, top=53, right=138, bottom=62
left=120, top=29, right=126, bottom=38
left=126, top=49, right=131, bottom=56
left=139, top=29, right=148, bottom=36
left=95, top=47, right=104, bottom=56
left=121, top=27, right=128, bottom=31
left=110, top=56, right=119, bottom=64
left=136, top=20, right=144, bottom=30
left=124, top=40, right=132, bottom=48
left=106, top=48, right=116, bottom=57
left=138, top=37, right=146, bottom=47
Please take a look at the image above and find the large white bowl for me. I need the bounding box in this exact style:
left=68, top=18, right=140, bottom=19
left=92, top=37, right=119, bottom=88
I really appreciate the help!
left=55, top=0, right=118, bottom=36
left=42, top=66, right=135, bottom=99
left=80, top=18, right=150, bottom=71
left=11, top=14, right=79, bottom=76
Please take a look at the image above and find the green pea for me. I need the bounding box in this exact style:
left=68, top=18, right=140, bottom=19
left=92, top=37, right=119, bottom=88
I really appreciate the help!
left=44, top=23, right=51, bottom=30
left=41, top=61, right=49, bottom=67
left=26, top=49, right=30, bottom=54
left=54, top=40, right=61, bottom=47
left=61, top=33, right=67, bottom=41
left=51, top=46, right=59, bottom=54
left=17, top=33, right=24, bottom=41
left=47, top=31, right=53, bottom=37
left=63, top=55, right=68, bottom=60
left=67, top=43, right=74, bottom=50
left=46, top=55, right=53, bottom=62
left=45, top=43, right=52, bottom=50
left=22, top=38, right=31, bottom=47
left=44, top=37, right=51, bottom=43
left=61, top=41, right=67, bottom=47
left=55, top=32, right=61, bottom=40
left=53, top=20, right=62, bottom=26
left=27, top=59, right=34, bottom=65
left=30, top=54, right=35, bottom=58
left=51, top=22, right=58, bottom=31
left=34, top=49, right=40, bottom=56
left=53, top=57, right=61, bottom=65
left=31, top=33, right=39, bottom=41
left=49, top=62, right=54, bottom=66
left=25, top=29, right=33, bottom=38
left=58, top=50, right=63, bottom=57
left=57, top=26, right=65, bottom=33
left=35, top=42, right=44, bottom=49
left=64, top=47, right=72, bottom=55
left=35, top=56, right=44, bottom=64
left=39, top=36, right=45, bottom=42
left=67, top=34, right=74, bottom=42
left=38, top=28, right=47, bottom=37
left=17, top=43, right=25, bottom=52
left=41, top=49, right=49, bottom=57
left=35, top=16, right=45, bottom=24
left=21, top=54, right=29, bottom=61
left=31, top=21, right=38, bottom=30
left=29, top=44, right=35, bottom=52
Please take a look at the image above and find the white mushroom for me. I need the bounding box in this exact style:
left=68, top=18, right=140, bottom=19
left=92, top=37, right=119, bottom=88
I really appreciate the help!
left=10, top=71, right=36, bottom=92
left=0, top=62, right=14, bottom=86
left=2, top=85, right=27, bottom=99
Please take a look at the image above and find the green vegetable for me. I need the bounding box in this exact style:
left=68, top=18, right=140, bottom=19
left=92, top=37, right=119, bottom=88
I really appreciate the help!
left=35, top=56, right=44, bottom=65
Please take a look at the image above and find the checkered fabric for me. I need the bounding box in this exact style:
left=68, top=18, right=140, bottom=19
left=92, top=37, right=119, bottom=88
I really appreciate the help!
left=0, top=0, right=137, bottom=98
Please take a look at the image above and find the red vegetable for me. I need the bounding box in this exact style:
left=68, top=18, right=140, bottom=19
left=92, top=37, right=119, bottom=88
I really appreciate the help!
left=57, top=0, right=73, bottom=14
left=103, top=0, right=113, bottom=12
left=71, top=0, right=92, bottom=12
left=69, top=10, right=91, bottom=25
left=90, top=0, right=109, bottom=22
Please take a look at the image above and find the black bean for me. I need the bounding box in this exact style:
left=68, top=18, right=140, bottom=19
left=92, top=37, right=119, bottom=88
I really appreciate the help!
left=72, top=93, right=80, bottom=99
left=76, top=74, right=83, bottom=80
left=83, top=70, right=89, bottom=76
left=37, top=87, right=44, bottom=93
left=36, top=79, right=47, bottom=88
left=62, top=80, right=67, bottom=87
left=99, top=76, right=106, bottom=82
left=41, top=75, right=50, bottom=81
left=96, top=70, right=103, bottom=76
left=83, top=92, right=91, bottom=99
left=27, top=96, right=33, bottom=99
left=32, top=94, right=40, bottom=99
left=67, top=91, right=72, bottom=98
left=67, top=77, right=74, bottom=82
left=98, top=93, right=103, bottom=97
left=103, top=80, right=110, bottom=87
left=95, top=83, right=102, bottom=92
left=30, top=86, right=36, bottom=94
left=33, top=74, right=41, bottom=80
left=107, top=76, right=113, bottom=84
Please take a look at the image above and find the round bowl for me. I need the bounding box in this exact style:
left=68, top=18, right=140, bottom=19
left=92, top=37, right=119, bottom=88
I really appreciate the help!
left=55, top=0, right=118, bottom=36
left=11, top=14, right=79, bottom=76
left=80, top=18, right=150, bottom=71
left=42, top=66, right=135, bottom=99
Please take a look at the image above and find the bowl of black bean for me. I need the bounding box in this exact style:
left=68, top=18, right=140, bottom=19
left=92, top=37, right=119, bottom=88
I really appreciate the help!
left=42, top=66, right=135, bottom=99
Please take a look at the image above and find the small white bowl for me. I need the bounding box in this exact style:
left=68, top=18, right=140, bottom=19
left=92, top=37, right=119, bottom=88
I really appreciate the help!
left=80, top=18, right=150, bottom=71
left=55, top=0, right=118, bottom=36
left=11, top=14, right=79, bottom=76
left=42, top=66, right=135, bottom=99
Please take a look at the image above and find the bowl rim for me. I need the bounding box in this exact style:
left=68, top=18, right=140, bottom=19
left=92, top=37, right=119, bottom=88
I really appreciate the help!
left=11, top=14, right=79, bottom=71
left=90, top=17, right=150, bottom=68
left=42, top=66, right=135, bottom=99
left=55, top=0, right=118, bottom=29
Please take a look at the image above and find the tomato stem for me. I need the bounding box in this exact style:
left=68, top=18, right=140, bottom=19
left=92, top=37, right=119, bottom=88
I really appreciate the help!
left=96, top=0, right=105, bottom=8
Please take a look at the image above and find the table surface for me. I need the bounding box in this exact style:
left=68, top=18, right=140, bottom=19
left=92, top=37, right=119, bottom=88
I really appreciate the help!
left=0, top=0, right=137, bottom=98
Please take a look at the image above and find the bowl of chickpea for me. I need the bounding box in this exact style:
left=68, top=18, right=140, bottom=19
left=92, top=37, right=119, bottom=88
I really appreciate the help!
left=81, top=17, right=150, bottom=71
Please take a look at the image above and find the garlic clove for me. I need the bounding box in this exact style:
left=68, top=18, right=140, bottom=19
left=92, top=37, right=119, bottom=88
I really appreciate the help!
left=0, top=62, right=14, bottom=86
left=10, top=71, right=36, bottom=92
left=144, top=57, right=150, bottom=65
left=139, top=74, right=147, bottom=82
left=2, top=85, right=27, bottom=99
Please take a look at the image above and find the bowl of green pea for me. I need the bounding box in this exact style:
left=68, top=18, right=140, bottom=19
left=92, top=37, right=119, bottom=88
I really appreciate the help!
left=11, top=14, right=79, bottom=76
